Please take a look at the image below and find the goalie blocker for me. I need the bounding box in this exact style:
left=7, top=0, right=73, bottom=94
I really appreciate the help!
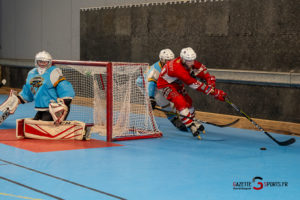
left=16, top=118, right=91, bottom=140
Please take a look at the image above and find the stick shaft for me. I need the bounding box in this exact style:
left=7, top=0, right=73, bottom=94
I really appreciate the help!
left=225, top=98, right=295, bottom=146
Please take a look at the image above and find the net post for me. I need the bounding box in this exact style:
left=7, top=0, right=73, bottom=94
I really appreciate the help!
left=106, top=62, right=113, bottom=142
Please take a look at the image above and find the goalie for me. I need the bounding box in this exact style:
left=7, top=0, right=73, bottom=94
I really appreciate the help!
left=0, top=51, right=90, bottom=140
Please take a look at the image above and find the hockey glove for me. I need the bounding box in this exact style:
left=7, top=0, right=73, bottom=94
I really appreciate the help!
left=212, top=88, right=227, bottom=101
left=206, top=76, right=216, bottom=87
left=149, top=97, right=157, bottom=109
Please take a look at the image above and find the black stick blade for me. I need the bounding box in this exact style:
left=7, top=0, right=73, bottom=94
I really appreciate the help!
left=277, top=138, right=296, bottom=146
left=265, top=131, right=296, bottom=146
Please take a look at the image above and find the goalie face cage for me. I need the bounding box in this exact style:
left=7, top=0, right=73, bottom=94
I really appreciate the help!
left=52, top=60, right=162, bottom=142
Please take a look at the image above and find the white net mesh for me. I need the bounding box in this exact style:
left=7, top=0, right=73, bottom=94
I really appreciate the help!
left=54, top=61, right=161, bottom=140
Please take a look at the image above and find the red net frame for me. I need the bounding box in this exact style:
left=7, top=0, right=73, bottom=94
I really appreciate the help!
left=52, top=60, right=162, bottom=142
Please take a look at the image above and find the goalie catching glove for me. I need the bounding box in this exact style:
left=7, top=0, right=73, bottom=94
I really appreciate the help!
left=49, top=98, right=68, bottom=125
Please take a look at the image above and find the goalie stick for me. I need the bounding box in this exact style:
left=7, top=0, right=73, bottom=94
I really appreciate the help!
left=225, top=98, right=296, bottom=146
left=154, top=106, right=240, bottom=128
left=0, top=108, right=10, bottom=125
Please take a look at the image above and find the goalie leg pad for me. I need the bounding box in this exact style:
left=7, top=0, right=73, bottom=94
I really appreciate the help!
left=23, top=118, right=86, bottom=140
left=16, top=119, right=25, bottom=139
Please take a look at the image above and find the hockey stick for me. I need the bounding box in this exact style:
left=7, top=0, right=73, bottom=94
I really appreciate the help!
left=225, top=98, right=296, bottom=146
left=154, top=106, right=240, bottom=128
left=0, top=108, right=10, bottom=125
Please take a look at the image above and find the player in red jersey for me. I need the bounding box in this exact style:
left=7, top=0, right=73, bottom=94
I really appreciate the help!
left=157, top=47, right=226, bottom=138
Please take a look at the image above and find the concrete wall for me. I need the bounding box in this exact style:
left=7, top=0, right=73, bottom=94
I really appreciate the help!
left=0, top=0, right=2, bottom=53
left=186, top=83, right=300, bottom=123
left=0, top=0, right=186, bottom=60
left=79, top=0, right=300, bottom=123
left=81, top=0, right=300, bottom=72
left=1, top=0, right=71, bottom=59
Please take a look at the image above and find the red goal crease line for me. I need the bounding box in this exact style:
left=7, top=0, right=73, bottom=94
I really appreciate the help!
left=0, top=129, right=122, bottom=153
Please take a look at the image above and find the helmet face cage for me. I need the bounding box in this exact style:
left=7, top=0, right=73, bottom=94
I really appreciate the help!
left=35, top=51, right=52, bottom=69
left=180, top=47, right=197, bottom=64
left=159, top=49, right=175, bottom=64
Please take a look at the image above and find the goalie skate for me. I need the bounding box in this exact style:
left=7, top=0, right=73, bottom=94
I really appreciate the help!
left=83, top=126, right=92, bottom=140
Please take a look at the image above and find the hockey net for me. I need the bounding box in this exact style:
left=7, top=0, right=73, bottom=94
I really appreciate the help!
left=52, top=60, right=162, bottom=141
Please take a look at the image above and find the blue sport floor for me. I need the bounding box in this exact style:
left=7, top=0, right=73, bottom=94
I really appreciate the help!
left=0, top=95, right=299, bottom=200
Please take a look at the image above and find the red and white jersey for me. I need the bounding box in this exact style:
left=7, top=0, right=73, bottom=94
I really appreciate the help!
left=157, top=57, right=214, bottom=94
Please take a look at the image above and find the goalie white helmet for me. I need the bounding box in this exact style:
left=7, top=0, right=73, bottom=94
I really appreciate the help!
left=35, top=51, right=52, bottom=75
left=159, top=49, right=175, bottom=64
left=180, top=47, right=197, bottom=68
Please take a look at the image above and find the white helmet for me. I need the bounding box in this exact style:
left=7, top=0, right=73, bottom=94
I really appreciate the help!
left=159, top=49, right=175, bottom=63
left=35, top=51, right=52, bottom=75
left=180, top=47, right=197, bottom=62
